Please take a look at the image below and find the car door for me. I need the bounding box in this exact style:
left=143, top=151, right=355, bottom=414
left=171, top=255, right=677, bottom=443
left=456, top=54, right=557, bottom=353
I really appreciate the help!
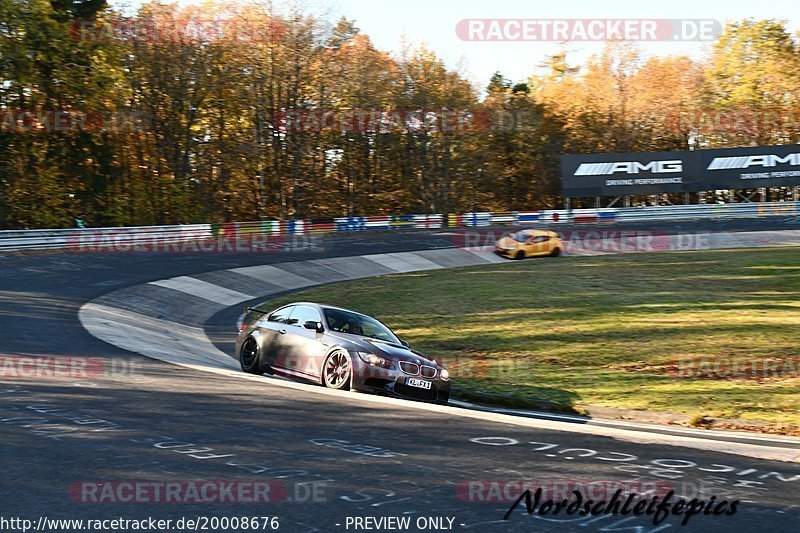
left=526, top=235, right=551, bottom=256
left=270, top=305, right=328, bottom=379
left=257, top=305, right=295, bottom=366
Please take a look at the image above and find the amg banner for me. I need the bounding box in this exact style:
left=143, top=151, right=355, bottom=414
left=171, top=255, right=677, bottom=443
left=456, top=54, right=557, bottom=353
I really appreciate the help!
left=561, top=144, right=800, bottom=197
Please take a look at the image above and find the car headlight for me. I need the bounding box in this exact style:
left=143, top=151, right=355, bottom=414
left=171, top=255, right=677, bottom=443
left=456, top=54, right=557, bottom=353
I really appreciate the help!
left=440, top=368, right=450, bottom=381
left=356, top=352, right=392, bottom=368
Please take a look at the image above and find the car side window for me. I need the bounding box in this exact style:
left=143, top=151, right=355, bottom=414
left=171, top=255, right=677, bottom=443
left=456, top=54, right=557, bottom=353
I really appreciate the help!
left=361, top=322, right=386, bottom=339
left=268, top=306, right=294, bottom=324
left=529, top=236, right=549, bottom=243
left=287, top=305, right=322, bottom=327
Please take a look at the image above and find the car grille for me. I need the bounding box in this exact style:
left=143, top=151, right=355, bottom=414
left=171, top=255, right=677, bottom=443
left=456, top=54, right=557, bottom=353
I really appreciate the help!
left=394, top=382, right=438, bottom=401
left=420, top=365, right=437, bottom=378
left=399, top=361, right=437, bottom=378
left=399, top=361, right=419, bottom=375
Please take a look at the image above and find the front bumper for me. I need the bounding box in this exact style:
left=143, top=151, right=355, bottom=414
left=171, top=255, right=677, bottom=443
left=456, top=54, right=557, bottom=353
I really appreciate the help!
left=495, top=246, right=515, bottom=257
left=351, top=360, right=451, bottom=404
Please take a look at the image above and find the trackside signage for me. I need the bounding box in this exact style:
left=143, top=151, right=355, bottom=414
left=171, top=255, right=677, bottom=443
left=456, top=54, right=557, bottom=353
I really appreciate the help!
left=561, top=144, right=800, bottom=197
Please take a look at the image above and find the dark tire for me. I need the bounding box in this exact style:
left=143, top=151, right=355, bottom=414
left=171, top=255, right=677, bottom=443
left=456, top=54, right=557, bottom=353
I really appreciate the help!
left=322, top=350, right=352, bottom=390
left=550, top=247, right=561, bottom=257
left=514, top=250, right=525, bottom=260
left=240, top=337, right=263, bottom=374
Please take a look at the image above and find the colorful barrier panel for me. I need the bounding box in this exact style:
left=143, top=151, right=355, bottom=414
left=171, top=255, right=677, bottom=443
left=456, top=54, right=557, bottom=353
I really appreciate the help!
left=413, top=214, right=443, bottom=229
left=489, top=211, right=517, bottom=224
left=597, top=210, right=616, bottom=222
left=364, top=216, right=391, bottom=230
left=308, top=218, right=336, bottom=233
left=757, top=202, right=799, bottom=217
left=389, top=214, right=415, bottom=229
left=517, top=211, right=541, bottom=223
left=4, top=202, right=800, bottom=251
left=573, top=210, right=598, bottom=224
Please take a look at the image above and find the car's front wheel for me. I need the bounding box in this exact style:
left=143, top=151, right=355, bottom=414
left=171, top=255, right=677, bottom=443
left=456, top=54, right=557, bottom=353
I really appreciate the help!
left=240, top=337, right=263, bottom=374
left=323, top=350, right=352, bottom=390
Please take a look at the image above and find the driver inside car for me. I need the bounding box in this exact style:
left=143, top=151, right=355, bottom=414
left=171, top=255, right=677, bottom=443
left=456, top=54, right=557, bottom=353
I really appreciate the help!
left=344, top=322, right=363, bottom=335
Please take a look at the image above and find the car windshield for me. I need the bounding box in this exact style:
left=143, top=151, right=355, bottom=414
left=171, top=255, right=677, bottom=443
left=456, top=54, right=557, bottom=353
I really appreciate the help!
left=323, top=308, right=401, bottom=344
left=508, top=231, right=532, bottom=243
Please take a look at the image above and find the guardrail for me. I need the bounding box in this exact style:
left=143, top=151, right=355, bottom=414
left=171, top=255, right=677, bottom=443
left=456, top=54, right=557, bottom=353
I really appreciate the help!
left=0, top=224, right=212, bottom=252
left=1, top=202, right=798, bottom=252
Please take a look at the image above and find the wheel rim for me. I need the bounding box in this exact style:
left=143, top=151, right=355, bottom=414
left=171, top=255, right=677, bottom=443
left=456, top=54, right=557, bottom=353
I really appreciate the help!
left=325, top=351, right=350, bottom=386
left=241, top=338, right=258, bottom=367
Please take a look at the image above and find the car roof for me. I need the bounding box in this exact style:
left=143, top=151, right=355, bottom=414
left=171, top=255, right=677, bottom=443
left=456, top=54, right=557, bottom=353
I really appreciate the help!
left=279, top=302, right=395, bottom=331
left=517, top=229, right=558, bottom=236
left=278, top=302, right=361, bottom=315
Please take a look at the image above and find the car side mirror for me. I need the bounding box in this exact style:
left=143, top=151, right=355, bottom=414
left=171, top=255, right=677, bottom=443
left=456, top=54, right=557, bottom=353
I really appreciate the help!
left=400, top=339, right=410, bottom=348
left=303, top=320, right=324, bottom=333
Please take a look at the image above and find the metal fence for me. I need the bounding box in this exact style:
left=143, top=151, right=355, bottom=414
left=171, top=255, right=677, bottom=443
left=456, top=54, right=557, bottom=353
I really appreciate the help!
left=1, top=202, right=798, bottom=252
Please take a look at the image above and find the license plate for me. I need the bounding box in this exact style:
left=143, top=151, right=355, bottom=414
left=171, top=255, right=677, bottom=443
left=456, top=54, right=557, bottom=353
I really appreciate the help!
left=407, top=377, right=432, bottom=389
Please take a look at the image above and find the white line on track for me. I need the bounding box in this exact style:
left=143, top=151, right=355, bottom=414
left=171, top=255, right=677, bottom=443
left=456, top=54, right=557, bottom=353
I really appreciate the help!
left=149, top=276, right=254, bottom=305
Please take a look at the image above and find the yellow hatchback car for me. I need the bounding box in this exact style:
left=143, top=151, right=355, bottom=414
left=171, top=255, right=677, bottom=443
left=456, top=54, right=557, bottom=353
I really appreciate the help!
left=495, top=229, right=562, bottom=259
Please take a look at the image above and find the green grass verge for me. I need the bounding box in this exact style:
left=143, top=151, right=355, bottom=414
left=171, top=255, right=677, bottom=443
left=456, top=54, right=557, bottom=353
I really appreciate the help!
left=269, top=247, right=800, bottom=428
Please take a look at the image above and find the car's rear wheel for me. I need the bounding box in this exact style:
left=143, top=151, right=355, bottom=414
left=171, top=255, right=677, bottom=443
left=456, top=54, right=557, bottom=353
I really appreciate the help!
left=323, top=350, right=352, bottom=390
left=550, top=247, right=561, bottom=257
left=240, top=337, right=263, bottom=374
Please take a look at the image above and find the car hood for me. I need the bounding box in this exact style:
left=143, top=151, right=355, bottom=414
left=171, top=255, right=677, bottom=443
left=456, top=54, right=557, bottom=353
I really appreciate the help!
left=496, top=236, right=519, bottom=248
left=329, top=333, right=440, bottom=366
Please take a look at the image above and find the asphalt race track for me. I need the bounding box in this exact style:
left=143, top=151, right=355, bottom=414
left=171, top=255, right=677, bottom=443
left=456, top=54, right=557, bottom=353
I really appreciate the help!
left=2, top=218, right=800, bottom=533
